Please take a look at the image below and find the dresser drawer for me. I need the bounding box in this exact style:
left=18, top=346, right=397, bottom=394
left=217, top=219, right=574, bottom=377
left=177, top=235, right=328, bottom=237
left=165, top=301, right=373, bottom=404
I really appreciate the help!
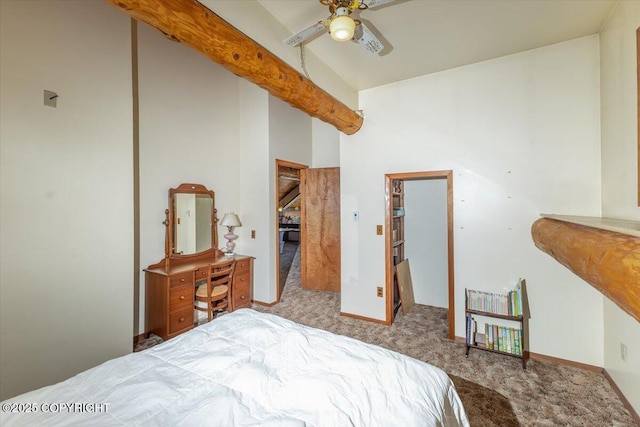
left=169, top=307, right=193, bottom=334
left=235, top=258, right=251, bottom=274
left=170, top=284, right=193, bottom=310
left=194, top=268, right=208, bottom=284
left=233, top=272, right=251, bottom=309
left=170, top=272, right=193, bottom=288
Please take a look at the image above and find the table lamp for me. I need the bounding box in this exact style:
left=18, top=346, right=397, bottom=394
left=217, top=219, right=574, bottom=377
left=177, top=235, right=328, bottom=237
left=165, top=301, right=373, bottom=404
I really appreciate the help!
left=220, top=212, right=242, bottom=255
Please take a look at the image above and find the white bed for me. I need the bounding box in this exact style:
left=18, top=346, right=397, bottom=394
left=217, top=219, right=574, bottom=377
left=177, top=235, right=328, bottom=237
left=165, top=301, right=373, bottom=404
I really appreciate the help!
left=1, top=309, right=469, bottom=426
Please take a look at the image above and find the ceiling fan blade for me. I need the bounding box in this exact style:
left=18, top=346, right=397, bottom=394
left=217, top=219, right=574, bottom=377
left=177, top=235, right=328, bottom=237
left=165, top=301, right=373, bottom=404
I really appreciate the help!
left=283, top=21, right=328, bottom=47
left=362, top=0, right=398, bottom=9
left=353, top=22, right=385, bottom=55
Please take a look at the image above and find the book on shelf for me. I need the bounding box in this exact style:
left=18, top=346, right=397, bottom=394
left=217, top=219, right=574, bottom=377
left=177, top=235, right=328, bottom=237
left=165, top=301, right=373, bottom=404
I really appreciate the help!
left=485, top=324, right=490, bottom=348
left=509, top=328, right=515, bottom=354
left=475, top=332, right=485, bottom=347
left=477, top=323, right=522, bottom=355
left=466, top=279, right=525, bottom=317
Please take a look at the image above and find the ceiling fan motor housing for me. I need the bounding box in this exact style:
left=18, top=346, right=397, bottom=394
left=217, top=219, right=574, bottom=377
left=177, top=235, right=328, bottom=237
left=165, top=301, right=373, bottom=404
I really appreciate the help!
left=335, top=6, right=351, bottom=17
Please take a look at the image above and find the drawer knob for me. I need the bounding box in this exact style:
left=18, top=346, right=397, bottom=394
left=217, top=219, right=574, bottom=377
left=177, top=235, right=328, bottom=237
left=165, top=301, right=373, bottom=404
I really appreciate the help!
left=241, top=278, right=245, bottom=282
left=179, top=295, right=186, bottom=300
left=241, top=295, right=245, bottom=299
left=179, top=317, right=185, bottom=322
left=180, top=278, right=185, bottom=282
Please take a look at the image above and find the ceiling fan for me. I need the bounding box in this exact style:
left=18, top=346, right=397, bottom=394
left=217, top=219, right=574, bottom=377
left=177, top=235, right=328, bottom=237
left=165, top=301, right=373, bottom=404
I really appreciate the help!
left=283, top=0, right=399, bottom=55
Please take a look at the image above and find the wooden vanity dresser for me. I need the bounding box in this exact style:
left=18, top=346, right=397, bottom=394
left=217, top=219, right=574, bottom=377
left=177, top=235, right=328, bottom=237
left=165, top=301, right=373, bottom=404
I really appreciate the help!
left=145, top=250, right=254, bottom=340
left=144, top=183, right=254, bottom=341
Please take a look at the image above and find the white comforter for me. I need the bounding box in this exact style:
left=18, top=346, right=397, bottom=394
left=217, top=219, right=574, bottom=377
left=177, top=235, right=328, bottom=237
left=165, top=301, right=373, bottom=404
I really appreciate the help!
left=1, top=309, right=469, bottom=426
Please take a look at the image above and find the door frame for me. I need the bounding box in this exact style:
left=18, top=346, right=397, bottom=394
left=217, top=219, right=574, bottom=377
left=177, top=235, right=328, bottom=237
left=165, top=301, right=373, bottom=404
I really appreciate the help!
left=275, top=159, right=308, bottom=303
left=384, top=170, right=455, bottom=340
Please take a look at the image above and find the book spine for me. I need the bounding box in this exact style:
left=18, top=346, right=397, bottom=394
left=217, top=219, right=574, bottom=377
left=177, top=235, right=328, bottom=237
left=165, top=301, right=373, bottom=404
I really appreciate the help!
left=509, top=328, right=515, bottom=354
left=519, top=329, right=523, bottom=353
left=472, top=319, right=477, bottom=345
left=510, top=291, right=515, bottom=316
left=485, top=323, right=490, bottom=348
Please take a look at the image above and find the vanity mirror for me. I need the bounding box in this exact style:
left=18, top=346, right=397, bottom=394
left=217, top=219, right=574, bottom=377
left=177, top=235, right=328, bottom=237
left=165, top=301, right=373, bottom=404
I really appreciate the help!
left=164, top=183, right=218, bottom=258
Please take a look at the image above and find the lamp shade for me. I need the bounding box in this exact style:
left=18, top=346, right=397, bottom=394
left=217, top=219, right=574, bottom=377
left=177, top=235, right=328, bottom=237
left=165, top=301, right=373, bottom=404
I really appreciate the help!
left=330, top=15, right=355, bottom=41
left=220, top=212, right=242, bottom=227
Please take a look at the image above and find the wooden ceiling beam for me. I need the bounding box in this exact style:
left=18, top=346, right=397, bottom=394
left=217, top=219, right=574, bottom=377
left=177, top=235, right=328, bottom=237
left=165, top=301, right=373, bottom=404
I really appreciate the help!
left=531, top=218, right=640, bottom=323
left=106, top=0, right=363, bottom=135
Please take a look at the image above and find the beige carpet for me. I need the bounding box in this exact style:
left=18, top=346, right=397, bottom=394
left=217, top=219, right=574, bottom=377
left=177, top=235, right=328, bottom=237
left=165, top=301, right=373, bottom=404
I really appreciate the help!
left=254, top=247, right=637, bottom=426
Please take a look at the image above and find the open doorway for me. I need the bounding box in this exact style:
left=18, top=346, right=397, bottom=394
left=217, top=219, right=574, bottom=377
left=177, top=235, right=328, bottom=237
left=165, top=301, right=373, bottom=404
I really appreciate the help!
left=275, top=160, right=307, bottom=302
left=384, top=170, right=455, bottom=340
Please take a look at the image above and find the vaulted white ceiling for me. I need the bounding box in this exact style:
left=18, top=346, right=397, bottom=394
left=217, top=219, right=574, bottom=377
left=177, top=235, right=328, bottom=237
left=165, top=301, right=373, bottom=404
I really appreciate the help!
left=247, top=0, right=617, bottom=91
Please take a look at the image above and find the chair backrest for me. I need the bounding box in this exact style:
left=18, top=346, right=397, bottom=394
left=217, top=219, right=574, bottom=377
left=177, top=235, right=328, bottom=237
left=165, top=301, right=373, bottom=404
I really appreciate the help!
left=210, top=258, right=235, bottom=288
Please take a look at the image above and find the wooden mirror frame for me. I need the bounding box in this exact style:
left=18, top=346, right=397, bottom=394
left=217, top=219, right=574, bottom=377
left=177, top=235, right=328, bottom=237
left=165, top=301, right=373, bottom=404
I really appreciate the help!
left=164, top=183, right=218, bottom=261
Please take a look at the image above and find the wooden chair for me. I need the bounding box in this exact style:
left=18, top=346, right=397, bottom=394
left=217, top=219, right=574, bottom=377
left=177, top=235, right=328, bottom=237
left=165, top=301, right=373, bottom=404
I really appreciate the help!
left=195, top=258, right=235, bottom=322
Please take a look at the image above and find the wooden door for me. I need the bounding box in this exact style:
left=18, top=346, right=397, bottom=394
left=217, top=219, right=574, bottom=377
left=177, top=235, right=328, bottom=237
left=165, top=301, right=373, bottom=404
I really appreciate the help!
left=301, top=167, right=340, bottom=292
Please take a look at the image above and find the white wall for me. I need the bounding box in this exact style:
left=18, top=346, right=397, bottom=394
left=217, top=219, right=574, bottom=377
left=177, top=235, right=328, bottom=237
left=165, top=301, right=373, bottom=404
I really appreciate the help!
left=601, top=1, right=640, bottom=222
left=599, top=0, right=640, bottom=414
left=237, top=81, right=271, bottom=303
left=341, top=36, right=604, bottom=366
left=404, top=179, right=449, bottom=308
left=137, top=22, right=241, bottom=332
left=312, top=118, right=341, bottom=168
left=0, top=1, right=133, bottom=399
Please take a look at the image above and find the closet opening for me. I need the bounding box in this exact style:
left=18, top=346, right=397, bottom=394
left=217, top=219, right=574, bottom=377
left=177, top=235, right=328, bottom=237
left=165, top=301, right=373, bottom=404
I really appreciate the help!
left=384, top=170, right=455, bottom=340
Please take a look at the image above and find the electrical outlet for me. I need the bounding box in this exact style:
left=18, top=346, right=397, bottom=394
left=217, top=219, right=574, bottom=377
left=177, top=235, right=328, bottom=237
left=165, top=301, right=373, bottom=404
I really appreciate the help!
left=251, top=230, right=256, bottom=239
left=352, top=211, right=360, bottom=222
left=621, top=343, right=627, bottom=362
left=376, top=225, right=383, bottom=235
left=377, top=287, right=383, bottom=297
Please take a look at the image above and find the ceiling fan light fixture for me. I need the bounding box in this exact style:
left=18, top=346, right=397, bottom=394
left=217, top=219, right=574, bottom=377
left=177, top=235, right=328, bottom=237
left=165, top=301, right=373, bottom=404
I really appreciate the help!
left=329, top=15, right=355, bottom=41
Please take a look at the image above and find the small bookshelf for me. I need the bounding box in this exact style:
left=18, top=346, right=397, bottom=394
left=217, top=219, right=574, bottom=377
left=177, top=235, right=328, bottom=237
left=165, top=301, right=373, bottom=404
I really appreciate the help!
left=464, top=279, right=530, bottom=370
left=391, top=179, right=405, bottom=314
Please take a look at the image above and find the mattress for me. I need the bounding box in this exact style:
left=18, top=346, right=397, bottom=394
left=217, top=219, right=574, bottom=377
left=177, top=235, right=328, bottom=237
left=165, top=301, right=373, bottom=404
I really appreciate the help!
left=1, top=309, right=469, bottom=426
